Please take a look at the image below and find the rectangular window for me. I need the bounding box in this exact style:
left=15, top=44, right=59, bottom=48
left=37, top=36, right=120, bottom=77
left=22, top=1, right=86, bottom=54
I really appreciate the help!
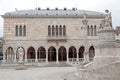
left=23, top=26, right=26, bottom=36
left=94, top=25, right=97, bottom=36
left=15, top=25, right=18, bottom=36
left=48, top=25, right=51, bottom=36
left=52, top=26, right=54, bottom=36
left=87, top=25, right=90, bottom=36
left=56, top=26, right=58, bottom=36
left=63, top=25, right=66, bottom=36
left=19, top=25, right=22, bottom=36
left=59, top=26, right=62, bottom=36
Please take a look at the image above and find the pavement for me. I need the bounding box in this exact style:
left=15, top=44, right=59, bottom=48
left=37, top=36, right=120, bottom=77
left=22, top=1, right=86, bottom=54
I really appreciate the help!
left=0, top=67, right=79, bottom=80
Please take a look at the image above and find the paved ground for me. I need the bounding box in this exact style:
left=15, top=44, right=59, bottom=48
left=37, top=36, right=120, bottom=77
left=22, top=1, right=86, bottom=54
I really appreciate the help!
left=0, top=67, right=79, bottom=80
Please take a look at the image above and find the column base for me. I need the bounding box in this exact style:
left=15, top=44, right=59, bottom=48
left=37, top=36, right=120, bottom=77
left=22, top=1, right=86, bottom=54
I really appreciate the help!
left=35, top=59, right=38, bottom=63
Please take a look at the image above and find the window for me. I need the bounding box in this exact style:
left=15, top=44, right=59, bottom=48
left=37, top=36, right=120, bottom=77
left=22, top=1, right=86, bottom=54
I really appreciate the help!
left=56, top=25, right=58, bottom=36
left=15, top=25, right=26, bottom=37
left=48, top=25, right=51, bottom=36
left=15, top=25, right=18, bottom=36
left=63, top=25, right=66, bottom=36
left=19, top=25, right=22, bottom=36
left=52, top=25, right=54, bottom=36
left=48, top=25, right=66, bottom=37
left=94, top=25, right=97, bottom=36
left=91, top=25, right=93, bottom=36
left=87, top=25, right=89, bottom=36
left=23, top=25, right=26, bottom=36
left=59, top=25, right=62, bottom=36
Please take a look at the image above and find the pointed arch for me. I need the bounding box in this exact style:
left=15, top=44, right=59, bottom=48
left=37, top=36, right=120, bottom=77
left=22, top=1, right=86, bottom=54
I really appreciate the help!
left=48, top=46, right=56, bottom=61
left=27, top=47, right=35, bottom=59
left=69, top=46, right=77, bottom=58
left=89, top=46, right=95, bottom=61
left=37, top=47, right=46, bottom=59
left=79, top=46, right=85, bottom=58
left=6, top=47, right=14, bottom=62
left=58, top=46, right=67, bottom=61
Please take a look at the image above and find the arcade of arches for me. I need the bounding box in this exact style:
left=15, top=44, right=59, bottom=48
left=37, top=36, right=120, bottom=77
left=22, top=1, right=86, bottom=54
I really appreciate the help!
left=5, top=46, right=95, bottom=63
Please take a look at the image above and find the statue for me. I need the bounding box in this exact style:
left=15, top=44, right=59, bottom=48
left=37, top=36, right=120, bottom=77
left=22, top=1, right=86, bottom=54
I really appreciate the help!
left=105, top=10, right=112, bottom=27
left=18, top=47, right=24, bottom=63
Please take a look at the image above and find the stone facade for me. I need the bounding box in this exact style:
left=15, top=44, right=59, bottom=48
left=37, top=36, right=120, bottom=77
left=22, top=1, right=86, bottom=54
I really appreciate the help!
left=2, top=8, right=107, bottom=64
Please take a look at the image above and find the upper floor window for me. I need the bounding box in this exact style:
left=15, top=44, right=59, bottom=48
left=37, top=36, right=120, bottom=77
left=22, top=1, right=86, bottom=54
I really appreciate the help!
left=19, top=25, right=22, bottom=36
left=56, top=25, right=58, bottom=36
left=23, top=25, right=26, bottom=36
left=59, top=25, right=62, bottom=36
left=52, top=25, right=54, bottom=36
left=15, top=25, right=26, bottom=37
left=63, top=25, right=66, bottom=36
left=48, top=25, right=51, bottom=36
left=15, top=25, right=18, bottom=36
left=87, top=25, right=90, bottom=36
left=87, top=25, right=97, bottom=36
left=48, top=25, right=66, bottom=37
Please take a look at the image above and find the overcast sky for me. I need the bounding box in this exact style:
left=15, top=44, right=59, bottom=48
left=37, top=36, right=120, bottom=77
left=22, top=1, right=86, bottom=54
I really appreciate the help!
left=0, top=0, right=120, bottom=37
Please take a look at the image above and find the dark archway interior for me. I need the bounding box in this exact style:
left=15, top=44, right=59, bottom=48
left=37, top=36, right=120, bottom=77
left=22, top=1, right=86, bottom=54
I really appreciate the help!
left=37, top=47, right=46, bottom=59
left=27, top=47, right=35, bottom=59
left=48, top=47, right=56, bottom=61
left=69, top=46, right=77, bottom=58
left=58, top=46, right=67, bottom=61
left=79, top=46, right=85, bottom=58
left=89, top=46, right=95, bottom=61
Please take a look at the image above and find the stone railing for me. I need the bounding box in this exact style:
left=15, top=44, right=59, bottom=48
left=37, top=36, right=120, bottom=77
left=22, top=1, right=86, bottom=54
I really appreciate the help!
left=27, top=59, right=35, bottom=63
left=38, top=59, right=46, bottom=63
left=78, top=58, right=84, bottom=62
left=69, top=58, right=84, bottom=62
left=69, top=58, right=77, bottom=62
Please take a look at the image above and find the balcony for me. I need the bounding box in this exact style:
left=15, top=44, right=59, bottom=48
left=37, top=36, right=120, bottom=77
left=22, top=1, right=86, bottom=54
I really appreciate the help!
left=47, top=36, right=67, bottom=41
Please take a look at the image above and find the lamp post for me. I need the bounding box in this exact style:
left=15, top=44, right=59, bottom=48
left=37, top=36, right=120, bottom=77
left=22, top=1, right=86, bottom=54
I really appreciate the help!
left=82, top=12, right=89, bottom=63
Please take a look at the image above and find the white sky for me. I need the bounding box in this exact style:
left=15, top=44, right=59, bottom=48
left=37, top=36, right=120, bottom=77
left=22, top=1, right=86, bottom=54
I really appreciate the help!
left=0, top=0, right=120, bottom=37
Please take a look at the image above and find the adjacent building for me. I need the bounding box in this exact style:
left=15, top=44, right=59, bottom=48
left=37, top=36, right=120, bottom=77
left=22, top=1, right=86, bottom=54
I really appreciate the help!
left=0, top=37, right=3, bottom=60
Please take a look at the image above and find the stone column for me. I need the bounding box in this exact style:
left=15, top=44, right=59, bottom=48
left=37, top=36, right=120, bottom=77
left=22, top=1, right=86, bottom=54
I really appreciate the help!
left=14, top=53, right=17, bottom=63
left=35, top=48, right=38, bottom=62
left=56, top=50, right=59, bottom=63
left=14, top=48, right=17, bottom=63
left=76, top=50, right=79, bottom=62
left=66, top=49, right=69, bottom=63
left=24, top=49, right=27, bottom=63
left=46, top=49, right=48, bottom=63
left=3, top=52, right=6, bottom=63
